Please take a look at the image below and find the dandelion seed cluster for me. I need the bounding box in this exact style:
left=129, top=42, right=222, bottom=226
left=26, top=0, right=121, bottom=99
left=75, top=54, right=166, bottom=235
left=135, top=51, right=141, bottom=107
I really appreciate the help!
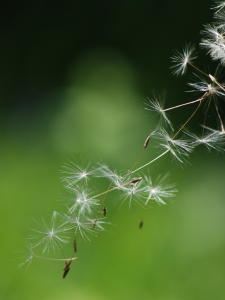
left=19, top=2, right=225, bottom=278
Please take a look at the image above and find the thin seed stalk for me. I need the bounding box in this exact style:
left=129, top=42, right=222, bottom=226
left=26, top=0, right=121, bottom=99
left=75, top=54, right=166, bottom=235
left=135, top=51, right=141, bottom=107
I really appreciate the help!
left=131, top=149, right=170, bottom=174
left=33, top=255, right=77, bottom=261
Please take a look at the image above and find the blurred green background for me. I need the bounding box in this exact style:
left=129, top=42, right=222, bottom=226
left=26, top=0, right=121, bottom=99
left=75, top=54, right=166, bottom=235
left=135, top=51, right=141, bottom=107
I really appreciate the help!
left=1, top=0, right=225, bottom=299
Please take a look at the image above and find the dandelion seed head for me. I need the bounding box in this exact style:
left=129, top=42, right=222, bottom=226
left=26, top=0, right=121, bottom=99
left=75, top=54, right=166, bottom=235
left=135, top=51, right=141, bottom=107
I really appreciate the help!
left=16, top=244, right=34, bottom=270
left=155, top=128, right=193, bottom=163
left=97, top=164, right=130, bottom=190
left=187, top=71, right=225, bottom=99
left=145, top=92, right=173, bottom=130
left=62, top=214, right=93, bottom=240
left=200, top=24, right=225, bottom=64
left=185, top=127, right=225, bottom=152
left=88, top=217, right=109, bottom=232
left=29, top=212, right=71, bottom=253
left=66, top=187, right=99, bottom=216
left=213, top=7, right=225, bottom=29
left=212, top=1, right=225, bottom=13
left=143, top=174, right=177, bottom=205
left=117, top=180, right=145, bottom=208
left=61, top=160, right=97, bottom=187
left=171, top=43, right=197, bottom=76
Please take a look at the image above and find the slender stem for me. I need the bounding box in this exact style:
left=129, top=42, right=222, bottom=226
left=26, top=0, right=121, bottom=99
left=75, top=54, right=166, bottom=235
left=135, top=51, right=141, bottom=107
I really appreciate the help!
left=163, top=97, right=203, bottom=112
left=91, top=150, right=146, bottom=202
left=92, top=186, right=119, bottom=199
left=141, top=202, right=150, bottom=221
left=92, top=181, right=137, bottom=199
left=209, top=74, right=225, bottom=92
left=131, top=149, right=170, bottom=174
left=88, top=177, right=105, bottom=219
left=91, top=144, right=146, bottom=227
left=133, top=95, right=206, bottom=175
left=216, top=81, right=225, bottom=92
left=98, top=182, right=112, bottom=212
left=53, top=237, right=66, bottom=260
left=88, top=178, right=101, bottom=197
left=127, top=148, right=145, bottom=174
left=91, top=182, right=113, bottom=232
left=172, top=101, right=203, bottom=139
left=213, top=97, right=225, bottom=132
left=33, top=255, right=77, bottom=261
left=188, top=62, right=209, bottom=77
left=202, top=98, right=211, bottom=138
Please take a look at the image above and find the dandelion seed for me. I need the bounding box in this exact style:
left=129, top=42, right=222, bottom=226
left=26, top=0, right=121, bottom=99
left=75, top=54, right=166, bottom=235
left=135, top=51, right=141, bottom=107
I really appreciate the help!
left=62, top=214, right=95, bottom=241
left=139, top=219, right=144, bottom=229
left=16, top=244, right=34, bottom=270
left=29, top=212, right=71, bottom=253
left=143, top=174, right=177, bottom=205
left=187, top=69, right=225, bottom=118
left=202, top=124, right=225, bottom=135
left=144, top=136, right=151, bottom=149
left=200, top=24, right=225, bottom=65
left=129, top=177, right=142, bottom=186
left=184, top=127, right=225, bottom=152
left=62, top=161, right=97, bottom=187
left=98, top=165, right=130, bottom=191
left=188, top=73, right=225, bottom=98
left=88, top=217, right=109, bottom=232
left=213, top=8, right=225, bottom=28
left=212, top=1, right=225, bottom=13
left=117, top=180, right=145, bottom=208
left=171, top=43, right=197, bottom=76
left=66, top=186, right=100, bottom=217
left=145, top=92, right=173, bottom=130
left=103, top=205, right=107, bottom=216
left=156, top=128, right=193, bottom=163
left=63, top=259, right=72, bottom=271
left=63, top=268, right=70, bottom=279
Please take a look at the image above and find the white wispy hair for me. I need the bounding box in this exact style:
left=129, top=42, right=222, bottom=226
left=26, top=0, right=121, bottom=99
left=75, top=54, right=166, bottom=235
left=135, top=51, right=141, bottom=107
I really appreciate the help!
left=170, top=43, right=198, bottom=76
left=187, top=71, right=225, bottom=98
left=62, top=213, right=94, bottom=241
left=87, top=217, right=110, bottom=232
left=65, top=186, right=100, bottom=216
left=145, top=92, right=173, bottom=130
left=61, top=161, right=97, bottom=187
left=200, top=24, right=225, bottom=65
left=97, top=163, right=131, bottom=190
left=202, top=124, right=225, bottom=135
left=62, top=213, right=108, bottom=241
left=29, top=212, right=71, bottom=253
left=155, top=128, right=193, bottom=163
left=117, top=180, right=145, bottom=208
left=16, top=244, right=34, bottom=269
left=184, top=126, right=225, bottom=152
left=213, top=8, right=225, bottom=29
left=212, top=1, right=225, bottom=13
left=143, top=174, right=177, bottom=205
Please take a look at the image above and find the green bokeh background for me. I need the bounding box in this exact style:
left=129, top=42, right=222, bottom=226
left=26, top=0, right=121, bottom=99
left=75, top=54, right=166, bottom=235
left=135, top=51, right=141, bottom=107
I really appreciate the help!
left=1, top=1, right=225, bottom=299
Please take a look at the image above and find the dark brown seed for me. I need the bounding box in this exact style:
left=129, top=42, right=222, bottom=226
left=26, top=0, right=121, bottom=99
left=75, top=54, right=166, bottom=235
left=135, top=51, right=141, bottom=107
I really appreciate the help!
left=139, top=219, right=143, bottom=229
left=63, top=259, right=72, bottom=271
left=74, top=240, right=77, bottom=253
left=103, top=206, right=107, bottom=216
left=144, top=136, right=151, bottom=149
left=129, top=177, right=142, bottom=186
left=63, top=268, right=70, bottom=279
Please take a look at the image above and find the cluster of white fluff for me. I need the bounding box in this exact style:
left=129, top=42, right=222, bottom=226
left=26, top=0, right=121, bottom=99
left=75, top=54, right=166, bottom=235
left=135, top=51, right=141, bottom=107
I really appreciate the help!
left=18, top=1, right=225, bottom=278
